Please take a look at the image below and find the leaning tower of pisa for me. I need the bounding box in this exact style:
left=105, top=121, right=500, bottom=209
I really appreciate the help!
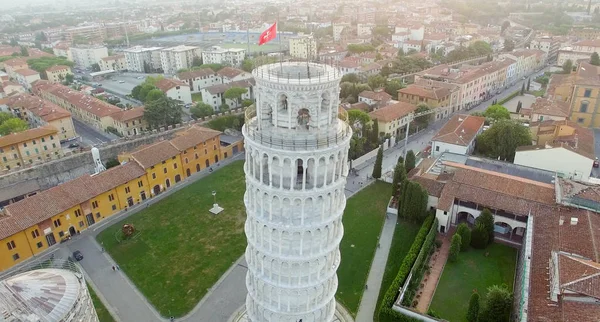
left=241, top=62, right=353, bottom=322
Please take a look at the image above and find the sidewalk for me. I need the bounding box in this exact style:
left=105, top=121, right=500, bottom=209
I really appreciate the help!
left=355, top=212, right=399, bottom=322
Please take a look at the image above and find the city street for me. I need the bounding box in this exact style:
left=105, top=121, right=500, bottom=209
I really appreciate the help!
left=72, top=118, right=117, bottom=147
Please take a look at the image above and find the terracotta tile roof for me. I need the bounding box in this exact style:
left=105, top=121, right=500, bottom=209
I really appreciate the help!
left=1, top=161, right=146, bottom=240
left=0, top=126, right=57, bottom=148
left=177, top=68, right=215, bottom=80
left=130, top=140, right=180, bottom=169
left=432, top=114, right=485, bottom=147
left=358, top=90, right=392, bottom=102
left=528, top=206, right=600, bottom=321
left=33, top=82, right=122, bottom=118
left=574, top=39, right=600, bottom=47
left=155, top=78, right=189, bottom=92
left=398, top=84, right=451, bottom=101
left=339, top=59, right=359, bottom=69
left=3, top=58, right=27, bottom=67
left=530, top=98, right=570, bottom=118
left=436, top=162, right=555, bottom=213
left=15, top=68, right=39, bottom=77
left=368, top=101, right=417, bottom=123
left=535, top=120, right=595, bottom=160
left=412, top=176, right=445, bottom=197
left=217, top=67, right=246, bottom=79
left=4, top=93, right=71, bottom=122
left=45, top=65, right=70, bottom=73
left=348, top=102, right=370, bottom=112
left=170, top=126, right=221, bottom=151
left=110, top=107, right=145, bottom=122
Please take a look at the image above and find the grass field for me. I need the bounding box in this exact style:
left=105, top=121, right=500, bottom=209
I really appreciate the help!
left=373, top=218, right=421, bottom=321
left=191, top=92, right=202, bottom=103
left=429, top=243, right=517, bottom=322
left=219, top=42, right=279, bottom=53
left=336, top=181, right=391, bottom=317
left=96, top=161, right=247, bottom=317
left=88, top=284, right=116, bottom=322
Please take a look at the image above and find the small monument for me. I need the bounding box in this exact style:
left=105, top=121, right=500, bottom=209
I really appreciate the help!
left=209, top=190, right=224, bottom=214
left=122, top=224, right=135, bottom=237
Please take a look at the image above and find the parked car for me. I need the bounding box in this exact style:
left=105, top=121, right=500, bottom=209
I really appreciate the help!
left=73, top=250, right=83, bottom=261
left=136, top=76, right=144, bottom=79
left=68, top=143, right=79, bottom=148
left=594, top=158, right=599, bottom=168
left=119, top=80, right=125, bottom=83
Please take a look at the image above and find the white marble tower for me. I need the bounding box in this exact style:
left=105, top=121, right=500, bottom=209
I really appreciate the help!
left=242, top=62, right=352, bottom=322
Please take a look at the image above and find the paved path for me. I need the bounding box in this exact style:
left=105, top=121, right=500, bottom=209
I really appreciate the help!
left=355, top=212, right=399, bottom=322
left=416, top=234, right=450, bottom=313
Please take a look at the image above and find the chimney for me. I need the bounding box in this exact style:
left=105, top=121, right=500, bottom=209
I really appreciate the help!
left=570, top=217, right=578, bottom=225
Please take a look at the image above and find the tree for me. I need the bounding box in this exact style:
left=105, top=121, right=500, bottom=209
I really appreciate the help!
left=20, top=46, right=28, bottom=57
left=241, top=58, right=254, bottom=72
left=192, top=56, right=202, bottom=67
left=516, top=101, right=523, bottom=111
left=456, top=223, right=471, bottom=251
left=470, top=222, right=489, bottom=249
left=405, top=150, right=416, bottom=172
left=384, top=79, right=404, bottom=99
left=468, top=41, right=493, bottom=56
left=372, top=146, right=383, bottom=179
left=348, top=109, right=371, bottom=136
left=527, top=78, right=531, bottom=91
left=413, top=104, right=433, bottom=130
left=449, top=234, right=462, bottom=262
left=219, top=103, right=230, bottom=111
left=503, top=39, right=514, bottom=52
left=10, top=38, right=18, bottom=47
left=563, top=59, right=573, bottom=74
left=224, top=87, right=248, bottom=108
left=391, top=161, right=407, bottom=198
left=591, top=52, right=600, bottom=66
left=64, top=73, right=74, bottom=85
left=144, top=89, right=166, bottom=103
left=341, top=73, right=360, bottom=83
left=483, top=105, right=510, bottom=122
left=479, top=285, right=512, bottom=322
left=370, top=120, right=380, bottom=145
left=190, top=102, right=214, bottom=118
left=91, top=63, right=100, bottom=72
left=501, top=21, right=511, bottom=35
left=367, top=74, right=386, bottom=89
left=399, top=181, right=428, bottom=221
left=143, top=96, right=182, bottom=129
left=105, top=159, right=120, bottom=169
left=136, top=83, right=157, bottom=102
left=520, top=83, right=525, bottom=95
left=476, top=120, right=532, bottom=161
left=467, top=292, right=480, bottom=322
left=476, top=208, right=495, bottom=245
left=242, top=99, right=254, bottom=107
left=0, top=114, right=28, bottom=135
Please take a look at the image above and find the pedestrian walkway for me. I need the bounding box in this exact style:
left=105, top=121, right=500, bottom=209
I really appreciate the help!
left=355, top=212, right=399, bottom=322
left=416, top=234, right=450, bottom=313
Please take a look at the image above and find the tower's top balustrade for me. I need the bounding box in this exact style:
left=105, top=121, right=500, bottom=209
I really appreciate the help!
left=253, top=62, right=342, bottom=87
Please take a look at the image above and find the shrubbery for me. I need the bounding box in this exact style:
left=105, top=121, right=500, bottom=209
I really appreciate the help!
left=378, top=215, right=437, bottom=322
left=449, top=234, right=461, bottom=262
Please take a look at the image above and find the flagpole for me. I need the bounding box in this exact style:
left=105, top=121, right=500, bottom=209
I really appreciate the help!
left=277, top=14, right=282, bottom=70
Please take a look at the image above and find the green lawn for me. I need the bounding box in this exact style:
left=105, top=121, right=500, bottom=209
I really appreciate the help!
left=191, top=92, right=202, bottom=102
left=336, top=181, right=391, bottom=317
left=96, top=161, right=247, bottom=317
left=429, top=243, right=517, bottom=322
left=374, top=218, right=421, bottom=321
left=88, top=284, right=116, bottom=322
left=219, top=42, right=279, bottom=53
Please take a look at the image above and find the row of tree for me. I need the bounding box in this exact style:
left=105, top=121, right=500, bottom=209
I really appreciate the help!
left=0, top=112, right=28, bottom=135
left=467, top=285, right=513, bottom=322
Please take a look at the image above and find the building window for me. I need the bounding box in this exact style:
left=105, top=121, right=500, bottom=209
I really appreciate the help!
left=41, top=137, right=45, bottom=143
left=108, top=194, right=115, bottom=201
left=125, top=187, right=131, bottom=193
left=578, top=117, right=585, bottom=123
left=151, top=166, right=155, bottom=169
left=96, top=213, right=101, bottom=218
left=112, top=204, right=117, bottom=211
left=36, top=242, right=43, bottom=249
left=79, top=221, right=85, bottom=228
left=163, top=168, right=167, bottom=174
left=162, top=161, right=166, bottom=164
left=580, top=101, right=589, bottom=113
left=173, top=163, right=178, bottom=169
left=152, top=173, right=156, bottom=179
left=172, top=156, right=176, bottom=160
left=6, top=241, right=16, bottom=250
left=58, top=231, right=64, bottom=237
left=52, top=143, right=56, bottom=148
left=32, top=140, right=36, bottom=144
left=31, top=229, right=40, bottom=238
left=584, top=89, right=592, bottom=97
left=53, top=218, right=61, bottom=227
left=92, top=201, right=99, bottom=209
left=12, top=254, right=19, bottom=261
left=138, top=180, right=143, bottom=187
left=75, top=209, right=82, bottom=217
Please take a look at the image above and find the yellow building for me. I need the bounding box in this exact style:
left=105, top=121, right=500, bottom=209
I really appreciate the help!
left=0, top=126, right=63, bottom=171
left=45, top=65, right=73, bottom=83
left=119, top=140, right=184, bottom=196
left=0, top=161, right=147, bottom=270
left=110, top=107, right=147, bottom=137
left=368, top=101, right=417, bottom=137
left=2, top=93, right=77, bottom=141
left=566, top=62, right=600, bottom=128
left=170, top=126, right=222, bottom=178
left=99, top=54, right=127, bottom=71
left=0, top=124, right=242, bottom=271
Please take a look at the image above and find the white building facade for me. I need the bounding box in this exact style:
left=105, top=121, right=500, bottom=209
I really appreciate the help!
left=289, top=34, right=317, bottom=60
left=159, top=45, right=202, bottom=75
left=201, top=46, right=246, bottom=67
left=242, top=62, right=352, bottom=321
left=70, top=46, right=108, bottom=69
left=123, top=46, right=163, bottom=73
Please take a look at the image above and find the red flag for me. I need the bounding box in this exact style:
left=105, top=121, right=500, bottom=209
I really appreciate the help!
left=258, top=22, right=277, bottom=45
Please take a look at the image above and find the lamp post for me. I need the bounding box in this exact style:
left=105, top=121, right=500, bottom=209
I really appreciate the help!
left=212, top=190, right=217, bottom=205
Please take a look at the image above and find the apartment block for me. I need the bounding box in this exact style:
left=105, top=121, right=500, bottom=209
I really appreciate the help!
left=99, top=54, right=127, bottom=71
left=70, top=45, right=109, bottom=69
left=175, top=68, right=220, bottom=93
left=289, top=34, right=317, bottom=60
left=123, top=46, right=163, bottom=73
left=159, top=45, right=202, bottom=75
left=0, top=126, right=62, bottom=171
left=201, top=46, right=246, bottom=67
left=45, top=65, right=73, bottom=83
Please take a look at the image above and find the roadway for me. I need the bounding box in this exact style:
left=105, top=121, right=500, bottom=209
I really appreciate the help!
left=72, top=118, right=118, bottom=147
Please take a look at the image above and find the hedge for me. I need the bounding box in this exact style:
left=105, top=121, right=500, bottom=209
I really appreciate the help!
left=497, top=90, right=520, bottom=105
left=378, top=215, right=437, bottom=322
